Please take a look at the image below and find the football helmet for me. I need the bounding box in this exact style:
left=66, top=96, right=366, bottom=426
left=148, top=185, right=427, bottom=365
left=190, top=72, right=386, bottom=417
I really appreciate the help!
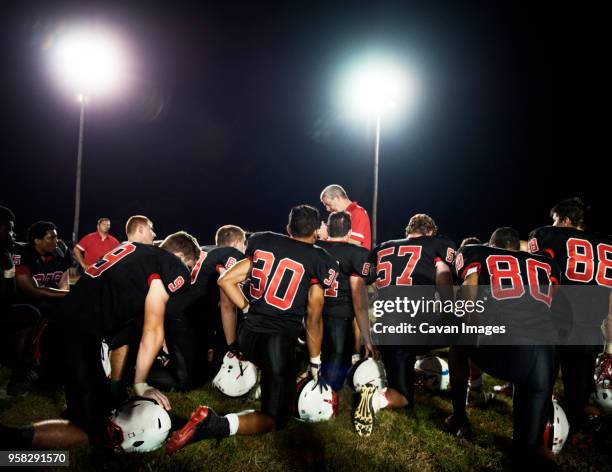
left=414, top=356, right=450, bottom=391
left=294, top=378, right=338, bottom=422
left=107, top=398, right=171, bottom=453
left=592, top=353, right=612, bottom=410
left=542, top=399, right=569, bottom=454
left=213, top=351, right=258, bottom=397
left=347, top=358, right=387, bottom=392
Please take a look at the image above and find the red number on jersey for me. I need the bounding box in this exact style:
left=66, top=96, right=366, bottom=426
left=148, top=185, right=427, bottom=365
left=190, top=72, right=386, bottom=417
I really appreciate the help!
left=566, top=238, right=594, bottom=283
left=325, top=279, right=339, bottom=297
left=486, top=255, right=525, bottom=300
left=168, top=276, right=185, bottom=293
left=375, top=247, right=395, bottom=288
left=85, top=243, right=137, bottom=278
left=596, top=243, right=612, bottom=287
left=249, top=250, right=274, bottom=299
left=265, top=258, right=305, bottom=310
left=396, top=246, right=423, bottom=286
left=526, top=258, right=554, bottom=307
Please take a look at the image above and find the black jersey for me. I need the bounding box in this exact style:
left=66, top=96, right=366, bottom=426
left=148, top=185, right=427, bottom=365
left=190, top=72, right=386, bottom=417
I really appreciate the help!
left=55, top=242, right=190, bottom=337
left=366, top=235, right=456, bottom=288
left=166, top=246, right=245, bottom=318
left=317, top=240, right=370, bottom=319
left=12, top=242, right=72, bottom=289
left=528, top=226, right=612, bottom=287
left=244, top=232, right=338, bottom=336
left=455, top=244, right=562, bottom=342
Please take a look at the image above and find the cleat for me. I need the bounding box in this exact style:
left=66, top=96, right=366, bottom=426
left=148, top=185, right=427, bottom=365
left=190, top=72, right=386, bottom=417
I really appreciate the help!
left=354, top=385, right=376, bottom=437
left=493, top=382, right=513, bottom=397
left=165, top=406, right=210, bottom=455
left=444, top=414, right=472, bottom=439
left=466, top=387, right=495, bottom=408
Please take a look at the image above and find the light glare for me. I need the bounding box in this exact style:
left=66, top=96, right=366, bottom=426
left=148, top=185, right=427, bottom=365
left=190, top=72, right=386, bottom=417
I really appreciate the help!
left=51, top=28, right=125, bottom=96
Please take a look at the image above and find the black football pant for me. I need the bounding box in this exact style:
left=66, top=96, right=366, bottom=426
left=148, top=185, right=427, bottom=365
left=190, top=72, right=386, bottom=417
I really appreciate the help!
left=380, top=345, right=432, bottom=407
left=0, top=304, right=40, bottom=371
left=555, top=344, right=600, bottom=430
left=322, top=316, right=354, bottom=391
left=238, top=323, right=297, bottom=428
left=46, top=324, right=111, bottom=443
left=451, top=344, right=555, bottom=450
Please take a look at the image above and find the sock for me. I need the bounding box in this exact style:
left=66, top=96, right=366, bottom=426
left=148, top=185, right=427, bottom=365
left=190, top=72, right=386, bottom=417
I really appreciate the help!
left=373, top=389, right=389, bottom=412
left=468, top=375, right=483, bottom=389
left=225, top=413, right=239, bottom=436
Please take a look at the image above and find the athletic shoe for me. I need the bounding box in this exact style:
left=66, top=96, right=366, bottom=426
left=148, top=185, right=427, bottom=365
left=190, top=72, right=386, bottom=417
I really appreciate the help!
left=354, top=384, right=376, bottom=437
left=444, top=414, right=472, bottom=439
left=493, top=382, right=513, bottom=397
left=466, top=386, right=495, bottom=408
left=165, top=406, right=229, bottom=455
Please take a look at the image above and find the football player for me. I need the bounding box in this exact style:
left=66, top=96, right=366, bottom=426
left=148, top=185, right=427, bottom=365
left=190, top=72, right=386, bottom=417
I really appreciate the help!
left=161, top=225, right=247, bottom=390
left=528, top=197, right=612, bottom=439
left=13, top=221, right=72, bottom=303
left=125, top=215, right=156, bottom=244
left=354, top=214, right=456, bottom=436
left=0, top=206, right=41, bottom=396
left=449, top=227, right=560, bottom=465
left=0, top=231, right=199, bottom=449
left=165, top=205, right=338, bottom=453
left=317, top=211, right=375, bottom=391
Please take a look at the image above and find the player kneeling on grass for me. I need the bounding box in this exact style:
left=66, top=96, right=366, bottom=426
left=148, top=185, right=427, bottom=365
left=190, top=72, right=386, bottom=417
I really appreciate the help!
left=165, top=205, right=338, bottom=454
left=0, top=232, right=199, bottom=450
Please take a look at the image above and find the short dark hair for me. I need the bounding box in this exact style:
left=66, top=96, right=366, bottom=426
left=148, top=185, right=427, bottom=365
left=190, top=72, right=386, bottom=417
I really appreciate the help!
left=550, top=197, right=587, bottom=228
left=126, top=215, right=151, bottom=237
left=406, top=214, right=438, bottom=236
left=0, top=206, right=15, bottom=223
left=215, top=225, right=246, bottom=246
left=288, top=205, right=319, bottom=238
left=327, top=211, right=351, bottom=238
left=160, top=231, right=200, bottom=264
left=460, top=236, right=482, bottom=247
left=489, top=227, right=520, bottom=250
left=27, top=221, right=57, bottom=245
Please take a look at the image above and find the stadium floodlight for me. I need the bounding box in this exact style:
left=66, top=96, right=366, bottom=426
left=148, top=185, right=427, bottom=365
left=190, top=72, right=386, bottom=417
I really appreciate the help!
left=49, top=27, right=126, bottom=244
left=340, top=57, right=418, bottom=244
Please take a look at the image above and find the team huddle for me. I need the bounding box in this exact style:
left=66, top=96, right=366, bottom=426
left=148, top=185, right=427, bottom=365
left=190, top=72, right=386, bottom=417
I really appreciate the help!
left=0, top=187, right=610, bottom=469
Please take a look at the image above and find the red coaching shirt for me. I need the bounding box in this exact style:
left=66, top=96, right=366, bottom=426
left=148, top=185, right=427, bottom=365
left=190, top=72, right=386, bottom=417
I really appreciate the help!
left=76, top=232, right=120, bottom=266
left=346, top=201, right=371, bottom=250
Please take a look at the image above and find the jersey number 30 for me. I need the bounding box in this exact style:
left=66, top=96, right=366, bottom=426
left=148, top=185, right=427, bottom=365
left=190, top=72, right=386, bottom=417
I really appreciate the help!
left=249, top=250, right=305, bottom=310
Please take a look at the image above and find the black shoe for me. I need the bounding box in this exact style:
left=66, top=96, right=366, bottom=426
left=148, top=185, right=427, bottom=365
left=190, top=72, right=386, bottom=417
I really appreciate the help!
left=444, top=414, right=472, bottom=439
left=166, top=406, right=229, bottom=455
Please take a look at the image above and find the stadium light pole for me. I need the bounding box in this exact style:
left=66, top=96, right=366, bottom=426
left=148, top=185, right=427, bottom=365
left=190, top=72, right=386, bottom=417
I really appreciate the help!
left=49, top=28, right=125, bottom=244
left=343, top=60, right=415, bottom=245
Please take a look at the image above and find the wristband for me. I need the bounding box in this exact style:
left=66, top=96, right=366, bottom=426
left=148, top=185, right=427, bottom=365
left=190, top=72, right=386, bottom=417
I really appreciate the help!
left=3, top=267, right=15, bottom=278
left=242, top=303, right=250, bottom=314
left=606, top=343, right=612, bottom=355
left=134, top=382, right=151, bottom=396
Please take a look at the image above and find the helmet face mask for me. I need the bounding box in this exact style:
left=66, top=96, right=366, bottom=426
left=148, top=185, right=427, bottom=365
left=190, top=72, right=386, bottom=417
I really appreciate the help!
left=348, top=358, right=387, bottom=392
left=414, top=356, right=449, bottom=392
left=294, top=378, right=338, bottom=422
left=108, top=398, right=172, bottom=453
left=213, top=352, right=258, bottom=397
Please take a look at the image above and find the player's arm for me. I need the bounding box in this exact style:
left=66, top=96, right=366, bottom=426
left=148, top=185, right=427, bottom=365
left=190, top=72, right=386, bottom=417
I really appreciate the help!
left=305, top=283, right=325, bottom=360
left=460, top=272, right=479, bottom=302
left=15, top=273, right=68, bottom=299
left=350, top=275, right=376, bottom=358
left=217, top=258, right=252, bottom=312
left=73, top=246, right=88, bottom=270
left=603, top=291, right=612, bottom=354
left=435, top=261, right=454, bottom=302
left=219, top=289, right=238, bottom=345
left=134, top=278, right=171, bottom=409
left=58, top=270, right=70, bottom=290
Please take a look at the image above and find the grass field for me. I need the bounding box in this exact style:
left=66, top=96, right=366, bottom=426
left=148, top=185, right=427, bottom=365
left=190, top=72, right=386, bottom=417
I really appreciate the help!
left=1, top=364, right=611, bottom=471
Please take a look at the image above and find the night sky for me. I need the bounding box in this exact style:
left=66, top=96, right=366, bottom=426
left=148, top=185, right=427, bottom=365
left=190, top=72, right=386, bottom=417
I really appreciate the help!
left=1, top=1, right=608, bottom=246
